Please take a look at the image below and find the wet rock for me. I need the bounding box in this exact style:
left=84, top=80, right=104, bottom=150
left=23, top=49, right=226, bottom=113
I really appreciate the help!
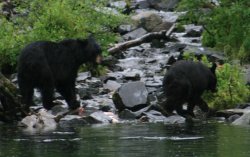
left=232, top=111, right=250, bottom=126
left=227, top=114, right=241, bottom=123
left=113, top=81, right=149, bottom=112
left=164, top=115, right=186, bottom=124
left=142, top=110, right=168, bottom=123
left=119, top=105, right=152, bottom=119
left=183, top=24, right=203, bottom=37
left=122, top=27, right=147, bottom=40
left=89, top=111, right=113, bottom=123
left=20, top=109, right=57, bottom=131
left=119, top=109, right=137, bottom=120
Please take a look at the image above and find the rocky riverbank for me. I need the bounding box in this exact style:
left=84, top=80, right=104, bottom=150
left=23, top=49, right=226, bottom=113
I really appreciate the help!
left=3, top=0, right=250, bottom=129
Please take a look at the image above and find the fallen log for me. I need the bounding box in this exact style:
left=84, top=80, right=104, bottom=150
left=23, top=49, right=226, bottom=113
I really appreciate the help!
left=0, top=73, right=26, bottom=122
left=108, top=24, right=176, bottom=54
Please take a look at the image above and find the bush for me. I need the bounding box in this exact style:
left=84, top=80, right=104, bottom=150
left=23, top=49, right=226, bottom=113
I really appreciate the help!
left=204, top=63, right=250, bottom=110
left=177, top=0, right=250, bottom=62
left=0, top=0, right=126, bottom=69
left=182, top=52, right=250, bottom=110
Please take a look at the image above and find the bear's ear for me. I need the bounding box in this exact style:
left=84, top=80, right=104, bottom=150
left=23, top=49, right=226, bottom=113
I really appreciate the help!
left=210, top=62, right=217, bottom=74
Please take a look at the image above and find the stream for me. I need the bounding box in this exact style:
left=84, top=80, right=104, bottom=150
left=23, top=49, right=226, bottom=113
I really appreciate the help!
left=1, top=122, right=250, bottom=157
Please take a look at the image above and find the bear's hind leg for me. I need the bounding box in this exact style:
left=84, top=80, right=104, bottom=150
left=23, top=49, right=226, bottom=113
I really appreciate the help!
left=56, top=84, right=79, bottom=110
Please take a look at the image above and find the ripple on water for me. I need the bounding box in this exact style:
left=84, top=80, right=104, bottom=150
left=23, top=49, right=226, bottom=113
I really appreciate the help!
left=120, top=136, right=204, bottom=141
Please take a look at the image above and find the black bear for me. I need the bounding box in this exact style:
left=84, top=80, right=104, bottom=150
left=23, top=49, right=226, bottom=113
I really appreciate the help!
left=162, top=60, right=217, bottom=117
left=17, top=37, right=102, bottom=112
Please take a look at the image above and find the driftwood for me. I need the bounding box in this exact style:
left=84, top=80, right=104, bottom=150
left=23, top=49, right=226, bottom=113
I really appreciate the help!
left=108, top=24, right=176, bottom=54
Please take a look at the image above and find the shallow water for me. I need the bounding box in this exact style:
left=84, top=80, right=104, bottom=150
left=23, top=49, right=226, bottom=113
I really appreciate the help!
left=0, top=121, right=250, bottom=157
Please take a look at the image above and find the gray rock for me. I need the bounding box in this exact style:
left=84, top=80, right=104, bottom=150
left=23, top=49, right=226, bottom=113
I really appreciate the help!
left=164, top=115, right=186, bottom=124
left=103, top=80, right=121, bottom=91
left=232, top=111, right=250, bottom=126
left=148, top=0, right=180, bottom=11
left=113, top=81, right=149, bottom=111
left=76, top=72, right=91, bottom=82
left=122, top=27, right=147, bottom=40
left=118, top=25, right=135, bottom=35
left=143, top=110, right=168, bottom=122
left=109, top=1, right=127, bottom=9
left=136, top=0, right=150, bottom=9
left=119, top=109, right=137, bottom=120
left=131, top=11, right=164, bottom=32
left=90, top=111, right=113, bottom=123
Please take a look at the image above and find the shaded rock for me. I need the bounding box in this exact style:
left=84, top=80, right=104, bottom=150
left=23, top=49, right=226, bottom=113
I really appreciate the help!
left=227, top=114, right=241, bottom=123
left=136, top=0, right=150, bottom=9
left=113, top=81, right=149, bottom=112
left=142, top=110, right=168, bottom=123
left=183, top=24, right=203, bottom=37
left=122, top=27, right=147, bottom=40
left=148, top=0, right=180, bottom=11
left=119, top=109, right=137, bottom=120
left=76, top=85, right=93, bottom=100
left=232, top=111, right=250, bottom=126
left=243, top=65, right=250, bottom=85
left=119, top=105, right=152, bottom=119
left=50, top=105, right=68, bottom=116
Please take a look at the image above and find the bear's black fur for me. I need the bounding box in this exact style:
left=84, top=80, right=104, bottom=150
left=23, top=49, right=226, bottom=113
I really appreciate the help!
left=17, top=37, right=102, bottom=111
left=162, top=60, right=217, bottom=117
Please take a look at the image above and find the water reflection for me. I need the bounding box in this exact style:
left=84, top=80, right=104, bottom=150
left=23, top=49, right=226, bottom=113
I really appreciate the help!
left=0, top=122, right=250, bottom=157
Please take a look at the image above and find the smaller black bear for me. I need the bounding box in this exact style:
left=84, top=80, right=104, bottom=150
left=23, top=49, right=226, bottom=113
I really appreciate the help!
left=162, top=60, right=217, bottom=117
left=17, top=37, right=102, bottom=112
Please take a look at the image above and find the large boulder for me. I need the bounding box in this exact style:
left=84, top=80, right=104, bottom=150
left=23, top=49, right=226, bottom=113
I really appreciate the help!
left=113, top=81, right=149, bottom=112
left=131, top=11, right=173, bottom=32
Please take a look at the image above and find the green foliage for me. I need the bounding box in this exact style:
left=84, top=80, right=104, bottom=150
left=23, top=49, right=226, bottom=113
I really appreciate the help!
left=182, top=52, right=250, bottom=110
left=0, top=0, right=126, bottom=69
left=204, top=63, right=250, bottom=110
left=177, top=0, right=250, bottom=62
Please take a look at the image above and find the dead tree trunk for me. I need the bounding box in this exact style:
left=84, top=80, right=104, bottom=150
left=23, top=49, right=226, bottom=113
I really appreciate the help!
left=108, top=24, right=176, bottom=54
left=0, top=73, right=25, bottom=122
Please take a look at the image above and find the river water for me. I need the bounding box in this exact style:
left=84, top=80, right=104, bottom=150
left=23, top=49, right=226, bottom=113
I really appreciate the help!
left=0, top=121, right=250, bottom=157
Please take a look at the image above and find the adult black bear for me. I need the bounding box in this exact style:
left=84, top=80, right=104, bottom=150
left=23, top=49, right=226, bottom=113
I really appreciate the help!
left=17, top=37, right=102, bottom=112
left=162, top=60, right=217, bottom=117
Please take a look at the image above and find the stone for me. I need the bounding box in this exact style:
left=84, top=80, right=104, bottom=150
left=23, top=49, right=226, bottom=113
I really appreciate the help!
left=117, top=25, right=135, bottom=35
left=103, top=80, right=122, bottom=91
left=142, top=110, right=168, bottom=123
left=147, top=0, right=180, bottom=11
left=89, top=111, right=113, bottom=124
left=113, top=81, right=149, bottom=112
left=131, top=11, right=163, bottom=32
left=122, top=27, right=147, bottom=40
left=232, top=111, right=250, bottom=126
left=164, top=115, right=186, bottom=124
left=76, top=72, right=91, bottom=82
